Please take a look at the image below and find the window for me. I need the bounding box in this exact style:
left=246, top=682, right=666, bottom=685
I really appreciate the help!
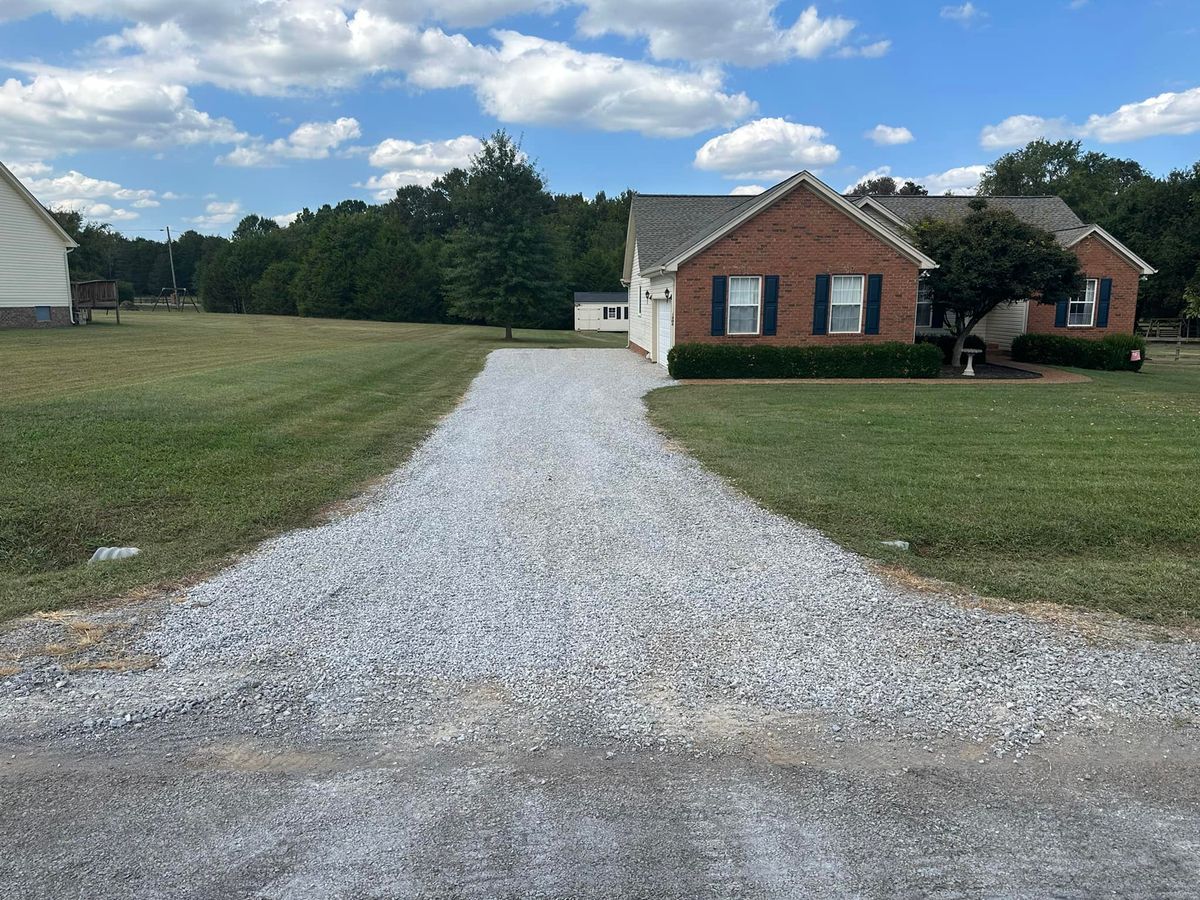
left=35, top=306, right=51, bottom=323
left=915, top=278, right=934, bottom=328
left=727, top=276, right=761, bottom=335
left=829, top=275, right=864, bottom=334
left=1069, top=279, right=1097, bottom=327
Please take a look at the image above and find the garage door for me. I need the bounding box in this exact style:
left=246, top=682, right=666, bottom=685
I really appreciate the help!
left=656, top=299, right=673, bottom=368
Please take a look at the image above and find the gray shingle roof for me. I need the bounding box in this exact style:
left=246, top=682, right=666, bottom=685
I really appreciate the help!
left=573, top=292, right=627, bottom=304
left=631, top=193, right=752, bottom=273
left=868, top=195, right=1084, bottom=232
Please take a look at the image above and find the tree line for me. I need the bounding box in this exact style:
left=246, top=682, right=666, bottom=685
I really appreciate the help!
left=56, top=134, right=1199, bottom=325
left=199, top=132, right=627, bottom=330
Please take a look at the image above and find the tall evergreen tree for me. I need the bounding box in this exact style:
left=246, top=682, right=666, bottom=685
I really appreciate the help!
left=442, top=131, right=559, bottom=339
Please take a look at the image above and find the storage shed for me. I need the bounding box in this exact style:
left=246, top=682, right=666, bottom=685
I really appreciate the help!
left=573, top=292, right=629, bottom=332
left=0, top=160, right=77, bottom=328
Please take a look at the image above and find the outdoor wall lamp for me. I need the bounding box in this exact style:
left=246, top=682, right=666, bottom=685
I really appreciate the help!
left=645, top=288, right=673, bottom=301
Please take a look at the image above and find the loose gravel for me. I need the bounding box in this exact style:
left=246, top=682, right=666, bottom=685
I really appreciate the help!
left=3, top=348, right=1198, bottom=756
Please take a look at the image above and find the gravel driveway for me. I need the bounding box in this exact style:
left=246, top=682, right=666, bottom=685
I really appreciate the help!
left=2, top=348, right=1199, bottom=898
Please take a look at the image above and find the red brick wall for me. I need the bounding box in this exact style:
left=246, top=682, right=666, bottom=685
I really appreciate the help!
left=674, top=185, right=922, bottom=345
left=1025, top=234, right=1141, bottom=338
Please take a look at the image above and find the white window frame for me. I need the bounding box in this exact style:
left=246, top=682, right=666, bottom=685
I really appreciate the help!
left=829, top=274, right=865, bottom=335
left=1068, top=279, right=1097, bottom=327
left=727, top=275, right=762, bottom=336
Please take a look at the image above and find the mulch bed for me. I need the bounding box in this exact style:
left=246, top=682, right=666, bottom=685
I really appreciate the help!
left=940, top=363, right=1042, bottom=380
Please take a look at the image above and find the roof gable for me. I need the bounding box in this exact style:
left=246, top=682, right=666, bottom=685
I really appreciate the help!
left=0, top=160, right=78, bottom=249
left=631, top=172, right=938, bottom=275
left=628, top=193, right=751, bottom=275
left=1056, top=225, right=1157, bottom=275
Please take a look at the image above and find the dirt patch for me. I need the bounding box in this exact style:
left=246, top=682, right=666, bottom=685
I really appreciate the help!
left=871, top=561, right=1200, bottom=646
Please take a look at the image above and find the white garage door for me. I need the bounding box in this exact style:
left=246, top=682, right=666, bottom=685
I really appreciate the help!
left=656, top=299, right=673, bottom=368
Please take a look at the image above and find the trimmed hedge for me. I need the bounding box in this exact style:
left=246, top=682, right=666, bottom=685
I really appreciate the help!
left=1011, top=332, right=1147, bottom=372
left=916, top=332, right=987, bottom=365
left=667, top=341, right=943, bottom=379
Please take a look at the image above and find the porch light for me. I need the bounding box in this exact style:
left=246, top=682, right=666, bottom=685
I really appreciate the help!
left=664, top=288, right=672, bottom=300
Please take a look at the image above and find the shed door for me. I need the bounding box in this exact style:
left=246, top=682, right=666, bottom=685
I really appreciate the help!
left=655, top=299, right=673, bottom=368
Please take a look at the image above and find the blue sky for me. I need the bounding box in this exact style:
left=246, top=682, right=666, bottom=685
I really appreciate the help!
left=1, top=1, right=1197, bottom=235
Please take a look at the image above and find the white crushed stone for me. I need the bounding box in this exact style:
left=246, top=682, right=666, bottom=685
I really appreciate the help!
left=125, top=348, right=1199, bottom=754
left=9, top=349, right=1194, bottom=754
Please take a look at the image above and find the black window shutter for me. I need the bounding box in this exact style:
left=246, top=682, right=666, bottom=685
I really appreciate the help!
left=813, top=274, right=830, bottom=335
left=763, top=276, right=779, bottom=335
left=602, top=307, right=608, bottom=320
left=932, top=304, right=945, bottom=328
left=711, top=276, right=727, bottom=336
left=865, top=274, right=883, bottom=334
left=1097, top=278, right=1112, bottom=327
left=1054, top=298, right=1068, bottom=327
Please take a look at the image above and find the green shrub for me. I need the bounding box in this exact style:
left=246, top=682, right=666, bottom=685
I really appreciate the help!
left=667, top=342, right=943, bottom=379
left=1011, top=332, right=1146, bottom=372
left=916, top=332, right=987, bottom=365
left=117, top=281, right=136, bottom=303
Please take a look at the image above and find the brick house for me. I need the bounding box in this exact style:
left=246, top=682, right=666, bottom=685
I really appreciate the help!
left=621, top=171, right=1155, bottom=367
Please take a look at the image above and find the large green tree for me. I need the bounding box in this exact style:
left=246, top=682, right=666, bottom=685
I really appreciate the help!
left=847, top=176, right=928, bottom=197
left=442, top=131, right=560, bottom=338
left=914, top=199, right=1084, bottom=367
left=978, top=139, right=1148, bottom=224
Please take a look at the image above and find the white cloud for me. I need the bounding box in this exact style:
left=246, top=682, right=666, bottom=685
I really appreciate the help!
left=5, top=161, right=51, bottom=179
left=940, top=3, right=984, bottom=23
left=468, top=31, right=754, bottom=137
left=188, top=200, right=243, bottom=229
left=729, top=184, right=766, bottom=195
left=576, top=1, right=868, bottom=64
left=220, top=117, right=362, bottom=166
left=694, top=117, right=839, bottom=181
left=979, top=114, right=1072, bottom=149
left=981, top=86, right=1200, bottom=148
left=1, top=6, right=759, bottom=143
left=359, top=134, right=482, bottom=199
left=51, top=199, right=140, bottom=221
left=273, top=210, right=302, bottom=227
left=368, top=134, right=481, bottom=170
left=844, top=164, right=987, bottom=195
left=11, top=165, right=170, bottom=222
left=1083, top=87, right=1200, bottom=141
left=841, top=39, right=890, bottom=58
left=866, top=124, right=914, bottom=145
left=0, top=67, right=245, bottom=158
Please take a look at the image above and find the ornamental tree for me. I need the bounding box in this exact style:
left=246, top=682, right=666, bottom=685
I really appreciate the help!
left=913, top=199, right=1083, bottom=367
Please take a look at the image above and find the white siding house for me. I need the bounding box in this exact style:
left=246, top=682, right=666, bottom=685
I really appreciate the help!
left=0, top=161, right=77, bottom=328
left=573, top=292, right=629, bottom=331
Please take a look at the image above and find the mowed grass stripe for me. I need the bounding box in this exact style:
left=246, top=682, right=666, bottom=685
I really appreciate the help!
left=0, top=314, right=623, bottom=620
left=646, top=358, right=1200, bottom=623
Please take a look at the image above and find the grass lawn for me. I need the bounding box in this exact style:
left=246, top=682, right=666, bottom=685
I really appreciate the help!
left=0, top=312, right=623, bottom=621
left=646, top=346, right=1200, bottom=624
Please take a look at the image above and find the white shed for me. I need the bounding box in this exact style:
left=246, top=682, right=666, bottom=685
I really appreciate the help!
left=573, top=292, right=629, bottom=332
left=0, top=160, right=77, bottom=328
